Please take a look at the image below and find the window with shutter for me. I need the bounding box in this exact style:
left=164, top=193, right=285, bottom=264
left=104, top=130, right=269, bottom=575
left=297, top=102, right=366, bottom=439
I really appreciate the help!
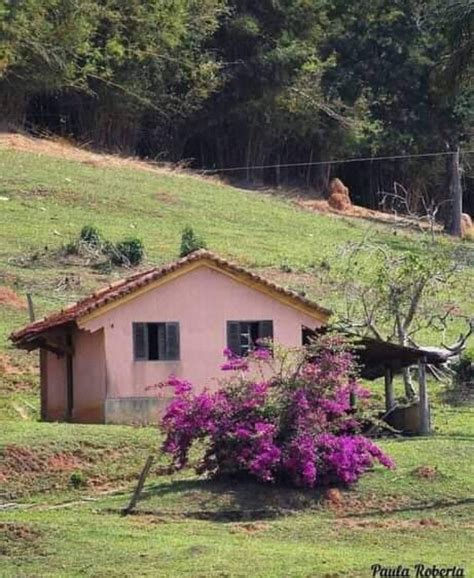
left=227, top=321, right=241, bottom=356
left=258, top=320, right=273, bottom=341
left=133, top=323, right=148, bottom=360
left=227, top=320, right=273, bottom=356
left=133, top=322, right=180, bottom=361
left=166, top=323, right=180, bottom=361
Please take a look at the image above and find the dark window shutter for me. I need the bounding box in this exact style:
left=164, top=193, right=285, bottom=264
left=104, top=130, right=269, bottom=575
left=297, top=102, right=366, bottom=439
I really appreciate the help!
left=157, top=323, right=167, bottom=360
left=227, top=321, right=241, bottom=356
left=147, top=323, right=159, bottom=360
left=133, top=323, right=148, bottom=360
left=166, top=323, right=180, bottom=360
left=258, top=320, right=273, bottom=341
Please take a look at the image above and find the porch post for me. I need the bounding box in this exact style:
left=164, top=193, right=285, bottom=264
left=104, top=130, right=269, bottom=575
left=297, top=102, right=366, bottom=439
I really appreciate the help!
left=418, top=357, right=430, bottom=435
left=384, top=366, right=395, bottom=412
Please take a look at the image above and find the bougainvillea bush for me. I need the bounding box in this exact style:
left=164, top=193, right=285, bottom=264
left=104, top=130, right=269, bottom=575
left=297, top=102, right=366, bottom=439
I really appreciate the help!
left=159, top=338, right=394, bottom=488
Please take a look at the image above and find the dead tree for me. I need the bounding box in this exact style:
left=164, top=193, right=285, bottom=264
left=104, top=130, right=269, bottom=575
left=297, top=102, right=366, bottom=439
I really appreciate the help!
left=379, top=182, right=451, bottom=243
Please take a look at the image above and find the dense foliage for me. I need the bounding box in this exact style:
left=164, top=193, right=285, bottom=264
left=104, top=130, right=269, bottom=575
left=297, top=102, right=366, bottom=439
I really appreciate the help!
left=179, top=226, right=207, bottom=257
left=1, top=1, right=472, bottom=211
left=159, top=339, right=394, bottom=488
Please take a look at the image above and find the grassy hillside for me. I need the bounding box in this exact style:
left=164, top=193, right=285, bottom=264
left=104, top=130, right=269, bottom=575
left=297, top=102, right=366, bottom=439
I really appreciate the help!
left=0, top=141, right=471, bottom=346
left=0, top=139, right=473, bottom=577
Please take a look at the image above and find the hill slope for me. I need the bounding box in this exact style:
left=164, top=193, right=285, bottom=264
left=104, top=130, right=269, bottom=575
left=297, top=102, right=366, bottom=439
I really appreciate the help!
left=0, top=136, right=412, bottom=344
left=0, top=135, right=473, bottom=577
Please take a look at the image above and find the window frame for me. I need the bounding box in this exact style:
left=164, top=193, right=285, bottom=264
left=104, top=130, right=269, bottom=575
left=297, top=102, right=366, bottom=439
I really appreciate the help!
left=133, top=322, right=180, bottom=362
left=226, top=320, right=273, bottom=357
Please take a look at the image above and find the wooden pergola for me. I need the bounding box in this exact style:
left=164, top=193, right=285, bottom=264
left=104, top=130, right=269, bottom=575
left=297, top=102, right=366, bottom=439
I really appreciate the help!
left=351, top=336, right=449, bottom=435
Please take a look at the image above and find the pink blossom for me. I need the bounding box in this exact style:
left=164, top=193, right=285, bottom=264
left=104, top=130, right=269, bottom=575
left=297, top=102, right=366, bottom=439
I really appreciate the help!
left=159, top=338, right=394, bottom=487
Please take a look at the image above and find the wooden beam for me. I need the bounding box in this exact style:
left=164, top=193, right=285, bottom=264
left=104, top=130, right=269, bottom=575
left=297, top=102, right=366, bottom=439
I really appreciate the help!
left=26, top=293, right=35, bottom=322
left=66, top=333, right=74, bottom=422
left=36, top=338, right=66, bottom=357
left=418, top=358, right=430, bottom=435
left=384, top=366, right=395, bottom=412
left=122, top=455, right=155, bottom=516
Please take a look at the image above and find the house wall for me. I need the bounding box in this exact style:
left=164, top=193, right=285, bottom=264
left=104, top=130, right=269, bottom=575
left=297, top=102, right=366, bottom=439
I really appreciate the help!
left=41, top=328, right=106, bottom=423
left=80, top=265, right=324, bottom=423
left=72, top=328, right=106, bottom=423
left=41, top=349, right=67, bottom=421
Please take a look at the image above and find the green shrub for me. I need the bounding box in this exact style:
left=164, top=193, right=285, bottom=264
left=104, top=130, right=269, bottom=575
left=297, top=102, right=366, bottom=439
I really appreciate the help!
left=79, top=225, right=102, bottom=247
left=69, top=471, right=87, bottom=489
left=111, top=237, right=145, bottom=266
left=179, top=226, right=207, bottom=257
left=64, top=226, right=145, bottom=268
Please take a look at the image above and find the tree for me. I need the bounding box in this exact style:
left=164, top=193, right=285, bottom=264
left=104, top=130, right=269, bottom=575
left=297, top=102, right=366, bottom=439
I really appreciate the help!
left=334, top=240, right=470, bottom=398
left=435, top=0, right=474, bottom=91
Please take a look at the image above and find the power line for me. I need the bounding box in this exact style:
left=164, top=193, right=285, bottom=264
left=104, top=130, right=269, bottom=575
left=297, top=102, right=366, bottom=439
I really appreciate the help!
left=16, top=115, right=474, bottom=172
left=201, top=150, right=474, bottom=174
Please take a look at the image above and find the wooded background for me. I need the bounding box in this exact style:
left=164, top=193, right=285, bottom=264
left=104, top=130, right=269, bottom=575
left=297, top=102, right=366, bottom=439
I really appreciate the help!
left=1, top=0, right=473, bottom=213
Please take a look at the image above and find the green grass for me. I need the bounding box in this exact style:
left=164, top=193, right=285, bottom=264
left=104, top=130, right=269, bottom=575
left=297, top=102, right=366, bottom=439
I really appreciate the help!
left=0, top=144, right=473, bottom=576
left=1, top=410, right=473, bottom=577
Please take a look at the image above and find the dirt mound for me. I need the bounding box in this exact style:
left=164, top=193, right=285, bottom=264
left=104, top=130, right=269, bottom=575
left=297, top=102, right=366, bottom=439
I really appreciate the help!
left=0, top=286, right=27, bottom=309
left=325, top=488, right=344, bottom=507
left=328, top=178, right=352, bottom=211
left=461, top=213, right=474, bottom=239
left=412, top=465, right=440, bottom=480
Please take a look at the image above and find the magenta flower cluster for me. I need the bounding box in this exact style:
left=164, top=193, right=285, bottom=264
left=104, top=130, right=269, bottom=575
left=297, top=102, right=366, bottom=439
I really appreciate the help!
left=160, top=338, right=394, bottom=488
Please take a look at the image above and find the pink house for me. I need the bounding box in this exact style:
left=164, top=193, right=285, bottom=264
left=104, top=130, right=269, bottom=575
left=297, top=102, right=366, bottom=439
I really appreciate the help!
left=11, top=250, right=331, bottom=424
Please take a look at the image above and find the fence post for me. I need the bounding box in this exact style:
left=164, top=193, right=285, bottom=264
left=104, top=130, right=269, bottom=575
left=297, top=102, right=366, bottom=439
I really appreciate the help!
left=418, top=358, right=430, bottom=435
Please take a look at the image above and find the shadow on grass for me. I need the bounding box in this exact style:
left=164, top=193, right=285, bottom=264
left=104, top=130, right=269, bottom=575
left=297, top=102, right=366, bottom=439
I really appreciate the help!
left=342, top=497, right=474, bottom=519
left=132, top=478, right=325, bottom=522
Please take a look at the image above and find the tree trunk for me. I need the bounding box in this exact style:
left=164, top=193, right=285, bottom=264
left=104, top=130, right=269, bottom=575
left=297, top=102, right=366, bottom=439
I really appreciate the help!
left=398, top=330, right=417, bottom=399
left=402, top=367, right=416, bottom=400
left=449, top=147, right=462, bottom=237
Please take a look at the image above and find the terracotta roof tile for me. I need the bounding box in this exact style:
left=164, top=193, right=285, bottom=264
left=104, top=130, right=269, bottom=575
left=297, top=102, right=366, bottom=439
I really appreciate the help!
left=10, top=250, right=331, bottom=346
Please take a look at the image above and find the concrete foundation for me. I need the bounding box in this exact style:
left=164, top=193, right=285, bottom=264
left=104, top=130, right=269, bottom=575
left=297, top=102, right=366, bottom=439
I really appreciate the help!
left=104, top=397, right=173, bottom=425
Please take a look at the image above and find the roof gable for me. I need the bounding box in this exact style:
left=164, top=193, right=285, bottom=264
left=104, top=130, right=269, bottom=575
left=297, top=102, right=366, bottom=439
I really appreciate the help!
left=10, top=250, right=331, bottom=347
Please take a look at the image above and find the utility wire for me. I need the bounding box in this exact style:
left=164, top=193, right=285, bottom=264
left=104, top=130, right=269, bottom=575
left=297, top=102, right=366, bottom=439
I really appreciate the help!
left=16, top=114, right=474, bottom=172
left=200, top=150, right=474, bottom=173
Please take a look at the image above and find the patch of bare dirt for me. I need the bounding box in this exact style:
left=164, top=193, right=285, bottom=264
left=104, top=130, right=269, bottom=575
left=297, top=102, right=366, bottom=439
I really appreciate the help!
left=0, top=443, right=138, bottom=499
left=0, top=132, right=217, bottom=184
left=1, top=445, right=91, bottom=481
left=0, top=286, right=27, bottom=309
left=0, top=523, right=43, bottom=557
left=336, top=517, right=444, bottom=531
left=0, top=522, right=41, bottom=542
left=412, top=466, right=441, bottom=480
left=298, top=197, right=422, bottom=225
left=47, top=453, right=86, bottom=472
left=0, top=353, right=37, bottom=377
left=156, top=191, right=179, bottom=204
left=324, top=489, right=413, bottom=515
left=0, top=354, right=20, bottom=375
left=229, top=521, right=271, bottom=534
left=1, top=446, right=45, bottom=475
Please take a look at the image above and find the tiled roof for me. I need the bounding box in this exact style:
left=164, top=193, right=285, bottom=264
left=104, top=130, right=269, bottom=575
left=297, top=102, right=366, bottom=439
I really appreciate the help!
left=10, top=250, right=331, bottom=346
